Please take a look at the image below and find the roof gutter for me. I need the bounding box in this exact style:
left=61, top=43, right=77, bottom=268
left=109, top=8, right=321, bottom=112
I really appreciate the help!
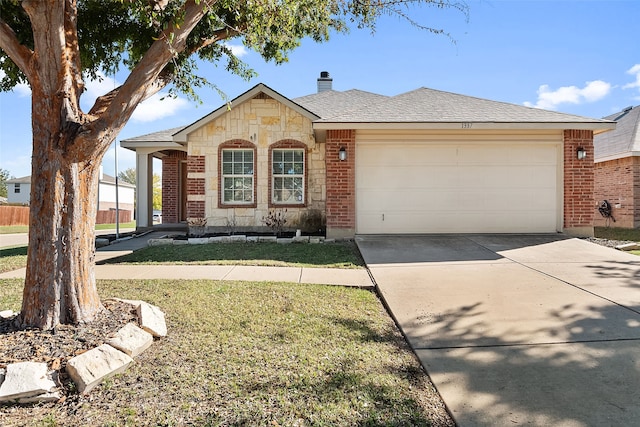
left=312, top=121, right=616, bottom=133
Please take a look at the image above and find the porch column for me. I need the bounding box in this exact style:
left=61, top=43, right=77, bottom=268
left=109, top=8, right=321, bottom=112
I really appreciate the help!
left=136, top=150, right=154, bottom=229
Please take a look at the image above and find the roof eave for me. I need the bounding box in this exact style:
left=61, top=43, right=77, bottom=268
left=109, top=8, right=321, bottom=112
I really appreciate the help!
left=120, top=140, right=187, bottom=151
left=595, top=151, right=640, bottom=163
left=312, top=121, right=617, bottom=132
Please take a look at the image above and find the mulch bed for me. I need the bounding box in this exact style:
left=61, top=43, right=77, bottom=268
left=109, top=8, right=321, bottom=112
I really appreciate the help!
left=0, top=301, right=136, bottom=397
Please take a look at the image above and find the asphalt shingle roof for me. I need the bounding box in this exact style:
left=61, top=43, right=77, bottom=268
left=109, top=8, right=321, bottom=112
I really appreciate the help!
left=314, top=87, right=611, bottom=124
left=293, top=89, right=388, bottom=119
left=122, top=126, right=186, bottom=143
left=594, top=106, right=640, bottom=159
left=122, top=85, right=614, bottom=145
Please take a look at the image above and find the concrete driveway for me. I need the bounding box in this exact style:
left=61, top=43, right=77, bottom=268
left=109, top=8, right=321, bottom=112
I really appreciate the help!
left=356, top=234, right=640, bottom=427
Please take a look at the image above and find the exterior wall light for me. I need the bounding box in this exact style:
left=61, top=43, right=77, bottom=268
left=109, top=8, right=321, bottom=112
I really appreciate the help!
left=577, top=147, right=587, bottom=160
left=339, top=147, right=347, bottom=161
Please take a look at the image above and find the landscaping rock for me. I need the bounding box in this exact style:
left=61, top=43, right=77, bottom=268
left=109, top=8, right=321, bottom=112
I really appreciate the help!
left=66, top=344, right=133, bottom=394
left=208, top=236, right=224, bottom=243
left=292, top=236, right=310, bottom=243
left=137, top=302, right=167, bottom=337
left=230, top=235, right=247, bottom=242
left=95, top=238, right=110, bottom=248
left=276, top=238, right=293, bottom=244
left=309, top=237, right=321, bottom=244
left=188, top=237, right=209, bottom=244
left=616, top=242, right=640, bottom=251
left=107, top=323, right=153, bottom=357
left=148, top=238, right=173, bottom=247
left=17, top=391, right=61, bottom=404
left=0, top=362, right=57, bottom=402
left=0, top=309, right=16, bottom=319
left=246, top=236, right=259, bottom=243
left=258, top=236, right=277, bottom=242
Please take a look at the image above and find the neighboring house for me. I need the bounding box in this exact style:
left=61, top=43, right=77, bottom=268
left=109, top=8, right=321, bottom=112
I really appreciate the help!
left=5, top=171, right=136, bottom=216
left=122, top=72, right=615, bottom=238
left=5, top=176, right=31, bottom=205
left=593, top=105, right=640, bottom=228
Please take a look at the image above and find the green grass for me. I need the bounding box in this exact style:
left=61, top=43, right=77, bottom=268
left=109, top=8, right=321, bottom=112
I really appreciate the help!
left=0, top=222, right=136, bottom=234
left=95, top=221, right=136, bottom=230
left=102, top=241, right=365, bottom=268
left=0, top=279, right=451, bottom=426
left=594, top=226, right=640, bottom=241
left=0, top=246, right=27, bottom=273
left=0, top=225, right=29, bottom=234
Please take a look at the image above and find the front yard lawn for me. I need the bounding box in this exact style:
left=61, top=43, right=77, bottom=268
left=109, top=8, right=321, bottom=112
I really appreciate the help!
left=0, top=246, right=27, bottom=274
left=101, top=241, right=365, bottom=269
left=0, top=278, right=453, bottom=426
left=594, top=226, right=640, bottom=241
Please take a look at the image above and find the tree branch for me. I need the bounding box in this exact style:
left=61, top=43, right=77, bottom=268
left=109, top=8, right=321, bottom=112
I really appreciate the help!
left=189, top=25, right=242, bottom=54
left=0, top=18, right=34, bottom=78
left=86, top=0, right=214, bottom=148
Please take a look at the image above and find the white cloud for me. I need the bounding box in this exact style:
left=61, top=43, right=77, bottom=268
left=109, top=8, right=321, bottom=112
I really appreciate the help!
left=226, top=43, right=248, bottom=57
left=80, top=72, right=188, bottom=123
left=623, top=64, right=640, bottom=100
left=131, top=93, right=189, bottom=123
left=524, top=80, right=611, bottom=110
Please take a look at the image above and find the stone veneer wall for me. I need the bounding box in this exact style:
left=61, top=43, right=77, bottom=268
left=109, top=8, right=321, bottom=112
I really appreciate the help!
left=594, top=156, right=640, bottom=228
left=563, top=130, right=595, bottom=236
left=187, top=95, right=325, bottom=230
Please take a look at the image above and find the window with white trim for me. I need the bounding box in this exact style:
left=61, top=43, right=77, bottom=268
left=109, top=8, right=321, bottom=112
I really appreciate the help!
left=221, top=149, right=254, bottom=204
left=272, top=149, right=304, bottom=204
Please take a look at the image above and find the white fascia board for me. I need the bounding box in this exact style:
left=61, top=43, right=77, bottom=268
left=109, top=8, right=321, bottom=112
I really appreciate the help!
left=595, top=151, right=640, bottom=163
left=120, top=140, right=187, bottom=151
left=312, top=121, right=617, bottom=132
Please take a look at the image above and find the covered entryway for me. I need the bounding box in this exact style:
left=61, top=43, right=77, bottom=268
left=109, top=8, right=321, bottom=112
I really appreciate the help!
left=356, top=135, right=561, bottom=234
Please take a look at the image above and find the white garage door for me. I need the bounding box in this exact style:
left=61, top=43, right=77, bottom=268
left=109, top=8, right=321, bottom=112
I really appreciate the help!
left=356, top=142, right=560, bottom=234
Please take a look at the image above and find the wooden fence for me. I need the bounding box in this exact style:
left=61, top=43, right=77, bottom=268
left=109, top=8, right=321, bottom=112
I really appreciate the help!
left=96, top=210, right=132, bottom=224
left=0, top=206, right=132, bottom=226
left=0, top=206, right=30, bottom=226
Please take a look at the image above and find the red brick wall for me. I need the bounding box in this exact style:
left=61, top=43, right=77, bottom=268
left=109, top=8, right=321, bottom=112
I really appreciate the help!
left=187, top=155, right=206, bottom=218
left=162, top=151, right=186, bottom=223
left=268, top=139, right=308, bottom=208
left=594, top=156, right=640, bottom=228
left=563, top=130, right=594, bottom=232
left=325, top=130, right=356, bottom=234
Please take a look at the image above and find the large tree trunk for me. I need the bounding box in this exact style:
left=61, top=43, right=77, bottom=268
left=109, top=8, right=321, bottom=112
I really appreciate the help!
left=19, top=101, right=105, bottom=330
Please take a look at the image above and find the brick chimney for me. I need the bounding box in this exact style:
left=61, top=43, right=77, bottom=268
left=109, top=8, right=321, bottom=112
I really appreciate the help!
left=317, top=71, right=333, bottom=93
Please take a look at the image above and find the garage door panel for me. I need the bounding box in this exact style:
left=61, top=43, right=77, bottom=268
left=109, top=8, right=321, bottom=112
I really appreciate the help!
left=356, top=142, right=559, bottom=234
left=358, top=145, right=457, bottom=166
left=359, top=166, right=460, bottom=190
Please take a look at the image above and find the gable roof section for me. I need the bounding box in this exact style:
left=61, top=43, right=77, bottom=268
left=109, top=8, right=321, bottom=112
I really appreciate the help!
left=173, top=83, right=319, bottom=143
left=594, top=106, right=640, bottom=161
left=293, top=89, right=388, bottom=119
left=313, top=87, right=616, bottom=133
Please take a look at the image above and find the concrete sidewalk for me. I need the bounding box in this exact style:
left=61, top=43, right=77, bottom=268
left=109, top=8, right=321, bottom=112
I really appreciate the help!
left=0, top=264, right=373, bottom=287
left=0, top=231, right=373, bottom=288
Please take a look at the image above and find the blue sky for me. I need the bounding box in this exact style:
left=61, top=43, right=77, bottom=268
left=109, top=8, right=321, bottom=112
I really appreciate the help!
left=1, top=0, right=639, bottom=178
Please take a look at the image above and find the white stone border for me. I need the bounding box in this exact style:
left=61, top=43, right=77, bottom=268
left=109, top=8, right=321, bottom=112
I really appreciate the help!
left=0, top=299, right=166, bottom=403
left=148, top=234, right=334, bottom=247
